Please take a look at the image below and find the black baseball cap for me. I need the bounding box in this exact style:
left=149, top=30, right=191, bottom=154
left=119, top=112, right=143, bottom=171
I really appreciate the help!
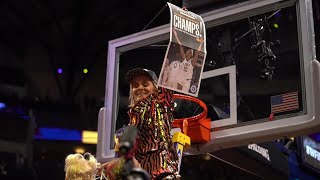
left=125, top=68, right=158, bottom=84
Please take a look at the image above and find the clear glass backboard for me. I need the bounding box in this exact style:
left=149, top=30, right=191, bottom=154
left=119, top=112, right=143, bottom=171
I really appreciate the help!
left=97, top=0, right=320, bottom=161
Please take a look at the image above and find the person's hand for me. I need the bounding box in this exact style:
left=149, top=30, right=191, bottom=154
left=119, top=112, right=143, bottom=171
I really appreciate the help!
left=132, top=157, right=141, bottom=168
left=197, top=37, right=204, bottom=43
left=173, top=29, right=178, bottom=37
left=98, top=160, right=118, bottom=180
left=97, top=157, right=141, bottom=180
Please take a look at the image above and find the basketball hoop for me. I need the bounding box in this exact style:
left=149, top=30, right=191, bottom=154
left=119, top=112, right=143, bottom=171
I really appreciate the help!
left=172, top=94, right=211, bottom=142
left=173, top=94, right=208, bottom=122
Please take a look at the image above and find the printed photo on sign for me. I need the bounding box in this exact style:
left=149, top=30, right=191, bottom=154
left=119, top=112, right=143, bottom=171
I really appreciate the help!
left=158, top=41, right=205, bottom=96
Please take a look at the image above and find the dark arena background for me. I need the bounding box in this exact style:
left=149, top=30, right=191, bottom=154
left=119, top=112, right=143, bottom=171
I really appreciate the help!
left=0, top=0, right=320, bottom=179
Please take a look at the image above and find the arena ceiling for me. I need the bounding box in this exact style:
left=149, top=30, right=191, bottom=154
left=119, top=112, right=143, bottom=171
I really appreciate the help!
left=0, top=0, right=183, bottom=102
left=0, top=0, right=319, bottom=107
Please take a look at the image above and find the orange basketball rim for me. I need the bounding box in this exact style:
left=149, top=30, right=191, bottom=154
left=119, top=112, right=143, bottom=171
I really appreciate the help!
left=172, top=94, right=211, bottom=143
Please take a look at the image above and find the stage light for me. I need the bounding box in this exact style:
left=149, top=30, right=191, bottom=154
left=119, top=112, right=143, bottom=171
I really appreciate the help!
left=0, top=102, right=6, bottom=110
left=82, top=130, right=98, bottom=144
left=34, top=127, right=81, bottom=141
left=57, top=68, right=63, bottom=74
left=202, top=153, right=212, bottom=160
left=74, top=147, right=85, bottom=154
left=83, top=68, right=88, bottom=74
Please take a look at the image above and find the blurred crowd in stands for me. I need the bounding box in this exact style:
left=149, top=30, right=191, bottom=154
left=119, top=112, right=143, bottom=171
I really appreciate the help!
left=0, top=151, right=65, bottom=179
left=0, top=95, right=103, bottom=179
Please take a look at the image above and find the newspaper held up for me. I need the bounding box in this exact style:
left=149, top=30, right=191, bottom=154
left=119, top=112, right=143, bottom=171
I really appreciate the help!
left=158, top=2, right=207, bottom=97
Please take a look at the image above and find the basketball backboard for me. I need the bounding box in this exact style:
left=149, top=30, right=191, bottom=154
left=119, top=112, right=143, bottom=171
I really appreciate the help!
left=97, top=0, right=320, bottom=161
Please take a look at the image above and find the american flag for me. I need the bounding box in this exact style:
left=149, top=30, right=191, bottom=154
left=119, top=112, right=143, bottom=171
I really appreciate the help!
left=271, top=91, right=299, bottom=113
